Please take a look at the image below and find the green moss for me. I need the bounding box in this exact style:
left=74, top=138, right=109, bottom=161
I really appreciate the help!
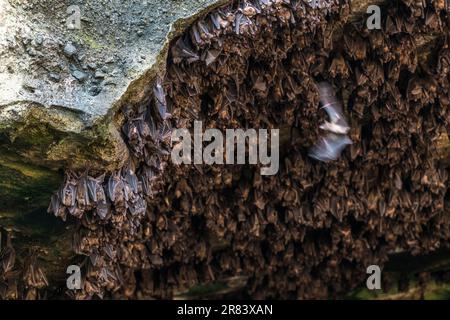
left=74, top=30, right=105, bottom=51
left=0, top=149, right=72, bottom=285
left=0, top=152, right=61, bottom=211
left=347, top=284, right=399, bottom=300
left=0, top=153, right=64, bottom=251
left=183, top=282, right=228, bottom=297
left=347, top=282, right=450, bottom=300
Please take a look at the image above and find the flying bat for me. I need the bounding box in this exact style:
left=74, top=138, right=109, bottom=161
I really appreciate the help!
left=309, top=133, right=352, bottom=162
left=317, top=82, right=350, bottom=135
left=309, top=82, right=352, bottom=162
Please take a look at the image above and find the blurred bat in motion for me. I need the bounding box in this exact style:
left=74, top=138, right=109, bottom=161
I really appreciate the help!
left=317, top=82, right=350, bottom=135
left=309, top=82, right=352, bottom=162
left=309, top=133, right=352, bottom=162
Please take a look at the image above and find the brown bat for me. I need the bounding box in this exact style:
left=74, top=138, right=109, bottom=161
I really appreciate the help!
left=0, top=231, right=15, bottom=275
left=23, top=248, right=48, bottom=289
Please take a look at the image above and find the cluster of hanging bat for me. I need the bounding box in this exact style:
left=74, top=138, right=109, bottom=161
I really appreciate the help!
left=0, top=229, right=48, bottom=299
left=47, top=82, right=172, bottom=224
left=48, top=168, right=148, bottom=222
left=47, top=0, right=345, bottom=225
left=38, top=0, right=450, bottom=300
left=46, top=88, right=350, bottom=224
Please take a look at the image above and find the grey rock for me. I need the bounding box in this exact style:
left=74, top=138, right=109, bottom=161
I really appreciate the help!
left=34, top=35, right=44, bottom=46
left=63, top=42, right=77, bottom=57
left=22, top=82, right=37, bottom=92
left=27, top=46, right=39, bottom=56
left=72, top=70, right=88, bottom=82
left=89, top=86, right=102, bottom=96
left=48, top=72, right=61, bottom=82
left=94, top=70, right=106, bottom=79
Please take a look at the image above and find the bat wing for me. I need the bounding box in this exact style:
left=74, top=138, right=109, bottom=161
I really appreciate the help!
left=309, top=133, right=352, bottom=162
left=317, top=82, right=349, bottom=131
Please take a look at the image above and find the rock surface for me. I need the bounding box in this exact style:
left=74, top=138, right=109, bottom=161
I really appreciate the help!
left=0, top=0, right=227, bottom=170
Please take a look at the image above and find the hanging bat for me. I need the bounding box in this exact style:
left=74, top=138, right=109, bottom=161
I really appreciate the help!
left=23, top=248, right=48, bottom=289
left=171, top=37, right=200, bottom=64
left=59, top=174, right=77, bottom=208
left=0, top=231, right=15, bottom=274
left=124, top=168, right=139, bottom=194
left=153, top=80, right=170, bottom=120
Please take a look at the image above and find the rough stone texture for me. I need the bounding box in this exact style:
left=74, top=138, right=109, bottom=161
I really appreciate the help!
left=0, top=0, right=227, bottom=170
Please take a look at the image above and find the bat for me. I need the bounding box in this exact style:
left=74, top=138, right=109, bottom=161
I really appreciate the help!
left=317, top=82, right=350, bottom=135
left=171, top=37, right=200, bottom=64
left=309, top=133, right=353, bottom=162
left=124, top=168, right=139, bottom=194
left=309, top=82, right=352, bottom=162
left=0, top=232, right=15, bottom=274
left=153, top=81, right=169, bottom=120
